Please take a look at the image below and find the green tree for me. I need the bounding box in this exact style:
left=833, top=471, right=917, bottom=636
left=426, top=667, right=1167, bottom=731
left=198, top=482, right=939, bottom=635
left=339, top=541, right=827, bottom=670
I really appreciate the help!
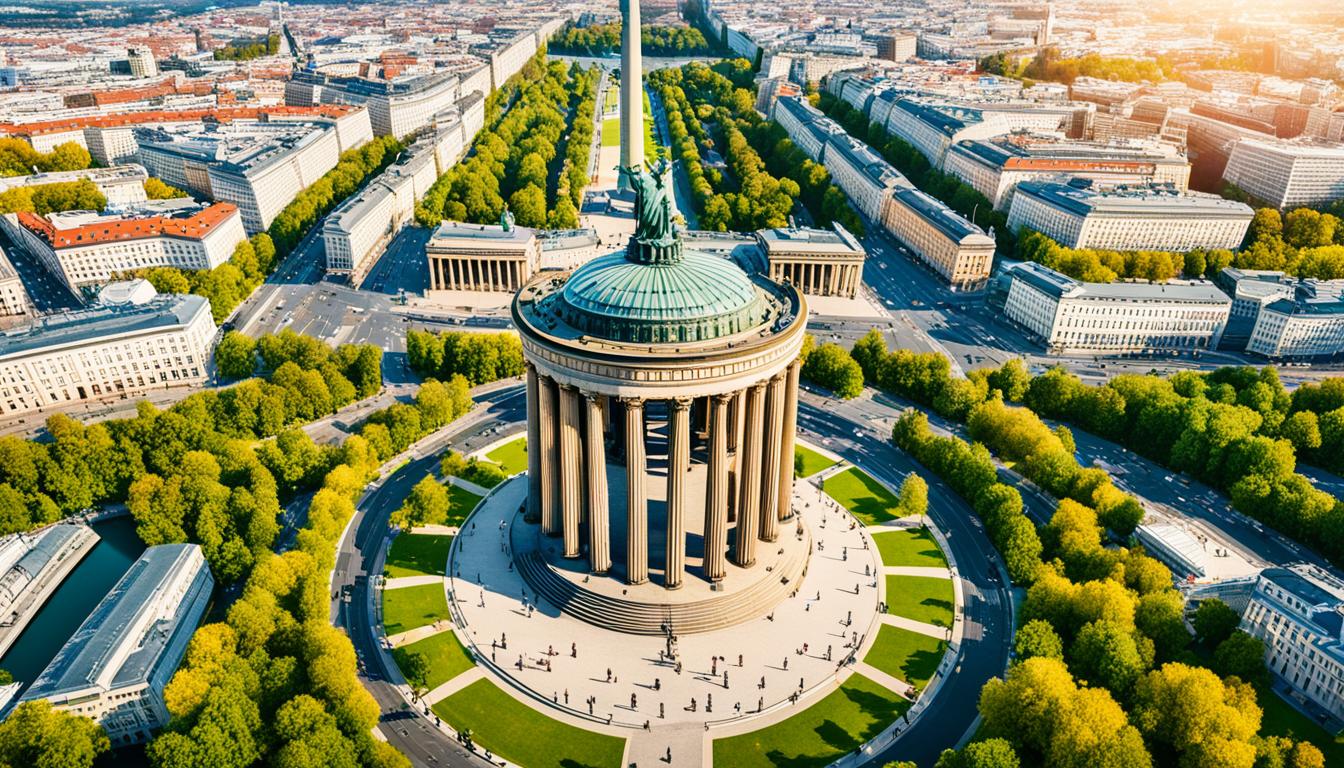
left=1212, top=631, right=1268, bottom=686
left=392, top=475, right=449, bottom=529
left=1193, top=598, right=1241, bottom=646
left=1069, top=619, right=1147, bottom=698
left=1013, top=619, right=1064, bottom=662
left=802, top=341, right=864, bottom=399
left=216, top=331, right=258, bottom=380
left=935, top=739, right=1020, bottom=768
left=144, top=177, right=187, bottom=200
left=0, top=700, right=110, bottom=768
left=1131, top=663, right=1260, bottom=768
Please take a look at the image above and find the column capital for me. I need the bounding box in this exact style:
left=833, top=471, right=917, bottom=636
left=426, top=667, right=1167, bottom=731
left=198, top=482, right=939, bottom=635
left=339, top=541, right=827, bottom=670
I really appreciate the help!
left=583, top=390, right=603, bottom=403
left=711, top=392, right=734, bottom=405
left=670, top=396, right=693, bottom=411
left=749, top=380, right=769, bottom=394
left=770, top=371, right=787, bottom=385
left=618, top=396, right=645, bottom=408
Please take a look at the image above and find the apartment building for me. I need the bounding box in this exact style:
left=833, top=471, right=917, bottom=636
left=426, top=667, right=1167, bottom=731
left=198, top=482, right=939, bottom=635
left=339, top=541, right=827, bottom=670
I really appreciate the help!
left=1003, top=261, right=1231, bottom=354
left=1222, top=138, right=1344, bottom=209
left=0, top=282, right=214, bottom=416
left=1006, top=181, right=1254, bottom=252
left=0, top=246, right=30, bottom=318
left=1239, top=568, right=1344, bottom=723
left=883, top=186, right=996, bottom=289
left=19, top=544, right=213, bottom=744
left=823, top=134, right=907, bottom=222
left=0, top=164, right=151, bottom=207
left=1, top=201, right=245, bottom=292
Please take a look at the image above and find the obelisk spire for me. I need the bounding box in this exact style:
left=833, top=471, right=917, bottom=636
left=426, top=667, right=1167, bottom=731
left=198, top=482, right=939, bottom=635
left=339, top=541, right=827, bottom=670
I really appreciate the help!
left=619, top=0, right=644, bottom=182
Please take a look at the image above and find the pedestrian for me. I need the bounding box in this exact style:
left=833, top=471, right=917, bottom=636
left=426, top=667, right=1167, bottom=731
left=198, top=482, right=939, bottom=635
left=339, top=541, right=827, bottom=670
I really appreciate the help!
left=654, top=678, right=661, bottom=691
left=757, top=696, right=763, bottom=711
left=711, top=657, right=717, bottom=675
left=564, top=689, right=569, bottom=704
left=547, top=644, right=554, bottom=656
left=826, top=644, right=832, bottom=661
left=723, top=671, right=729, bottom=689
left=665, top=747, right=671, bottom=762
left=783, top=657, right=789, bottom=671
left=706, top=693, right=712, bottom=713
left=675, top=661, right=682, bottom=675
left=631, top=693, right=637, bottom=710
left=735, top=702, right=741, bottom=713
left=847, top=609, right=852, bottom=625
left=606, top=667, right=612, bottom=682
left=843, top=546, right=848, bottom=561
left=502, top=633, right=507, bottom=648
left=572, top=642, right=577, bottom=658
left=799, top=677, right=803, bottom=690
left=803, top=643, right=809, bottom=654
left=659, top=702, right=665, bottom=719
left=689, top=697, right=696, bottom=712
left=738, top=653, right=743, bottom=667
left=546, top=659, right=552, bottom=672
left=759, top=675, right=765, bottom=689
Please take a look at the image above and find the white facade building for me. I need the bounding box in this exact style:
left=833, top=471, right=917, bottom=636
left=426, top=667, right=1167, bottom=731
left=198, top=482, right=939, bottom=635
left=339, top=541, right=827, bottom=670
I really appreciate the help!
left=1, top=201, right=245, bottom=292
left=1007, top=181, right=1254, bottom=252
left=1245, top=279, right=1344, bottom=359
left=0, top=246, right=29, bottom=318
left=0, top=164, right=151, bottom=207
left=0, top=283, right=214, bottom=416
left=19, top=544, right=213, bottom=745
left=1003, top=261, right=1231, bottom=354
left=1222, top=138, right=1344, bottom=210
left=1240, top=568, right=1344, bottom=724
left=822, top=135, right=906, bottom=222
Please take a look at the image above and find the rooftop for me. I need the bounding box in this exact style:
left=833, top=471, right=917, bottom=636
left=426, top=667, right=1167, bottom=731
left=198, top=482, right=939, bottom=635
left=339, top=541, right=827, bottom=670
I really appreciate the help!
left=0, top=292, right=210, bottom=360
left=1011, top=262, right=1231, bottom=304
left=427, top=220, right=537, bottom=246
left=758, top=223, right=864, bottom=255
left=892, top=185, right=993, bottom=244
left=17, top=202, right=238, bottom=249
left=21, top=544, right=213, bottom=703
left=1015, top=180, right=1254, bottom=219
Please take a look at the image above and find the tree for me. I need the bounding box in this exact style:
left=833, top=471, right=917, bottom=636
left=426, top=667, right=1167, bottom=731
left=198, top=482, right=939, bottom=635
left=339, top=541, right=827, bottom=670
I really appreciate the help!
left=1131, top=663, right=1261, bottom=768
left=897, top=473, right=929, bottom=525
left=216, top=331, right=258, bottom=380
left=1014, top=619, right=1064, bottom=662
left=935, top=739, right=1020, bottom=768
left=1193, top=598, right=1241, bottom=646
left=1212, top=631, right=1268, bottom=686
left=802, top=341, right=864, bottom=398
left=1069, top=619, right=1147, bottom=698
left=144, top=177, right=187, bottom=200
left=392, top=475, right=449, bottom=529
left=0, top=700, right=110, bottom=768
left=399, top=650, right=430, bottom=694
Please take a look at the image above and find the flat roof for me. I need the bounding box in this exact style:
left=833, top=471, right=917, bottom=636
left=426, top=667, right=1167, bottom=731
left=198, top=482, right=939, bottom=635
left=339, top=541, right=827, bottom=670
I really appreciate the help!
left=759, top=224, right=864, bottom=255
left=22, top=544, right=212, bottom=701
left=1011, top=261, right=1231, bottom=303
left=1015, top=180, right=1254, bottom=219
left=428, top=221, right=536, bottom=246
left=894, top=99, right=982, bottom=136
left=891, top=185, right=991, bottom=244
left=0, top=293, right=209, bottom=360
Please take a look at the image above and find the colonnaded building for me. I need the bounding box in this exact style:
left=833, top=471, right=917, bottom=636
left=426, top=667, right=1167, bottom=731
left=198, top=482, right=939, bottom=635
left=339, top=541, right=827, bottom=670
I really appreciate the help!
left=507, top=2, right=810, bottom=634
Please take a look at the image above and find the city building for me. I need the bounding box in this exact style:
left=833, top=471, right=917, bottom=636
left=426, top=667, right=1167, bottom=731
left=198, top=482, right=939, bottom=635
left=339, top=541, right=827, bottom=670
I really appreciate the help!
left=19, top=544, right=214, bottom=744
left=882, top=186, right=997, bottom=289
left=425, top=214, right=540, bottom=293
left=1003, top=261, right=1232, bottom=354
left=1006, top=181, right=1254, bottom=252
left=1245, top=279, right=1344, bottom=360
left=0, top=525, right=99, bottom=658
left=1, top=201, right=246, bottom=292
left=0, top=246, right=29, bottom=319
left=0, top=282, right=214, bottom=416
left=1240, top=568, right=1344, bottom=724
left=770, top=95, right=845, bottom=163
left=135, top=120, right=354, bottom=233
left=757, top=223, right=866, bottom=299
left=877, top=98, right=1011, bottom=170
left=126, top=47, right=158, bottom=79
left=876, top=33, right=918, bottom=63
left=943, top=137, right=1192, bottom=211
left=288, top=68, right=461, bottom=138
left=822, top=134, right=907, bottom=222
left=0, top=164, right=152, bottom=207
left=1222, top=138, right=1344, bottom=209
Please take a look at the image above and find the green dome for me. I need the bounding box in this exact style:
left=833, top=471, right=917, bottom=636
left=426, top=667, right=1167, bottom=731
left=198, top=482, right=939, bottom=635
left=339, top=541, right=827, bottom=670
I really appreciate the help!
left=557, top=250, right=765, bottom=344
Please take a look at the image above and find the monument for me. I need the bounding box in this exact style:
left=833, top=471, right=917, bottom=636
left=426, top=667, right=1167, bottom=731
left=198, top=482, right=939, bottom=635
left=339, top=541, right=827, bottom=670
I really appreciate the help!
left=509, top=2, right=810, bottom=634
left=618, top=0, right=644, bottom=182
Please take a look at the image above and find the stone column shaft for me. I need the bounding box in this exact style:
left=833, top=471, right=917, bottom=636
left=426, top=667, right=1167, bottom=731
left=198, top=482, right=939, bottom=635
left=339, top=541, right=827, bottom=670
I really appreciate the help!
left=537, top=375, right=560, bottom=536
left=585, top=393, right=611, bottom=574
left=759, top=373, right=787, bottom=541
left=733, top=383, right=766, bottom=567
left=525, top=364, right=541, bottom=523
left=559, top=386, right=584, bottom=558
left=777, top=360, right=802, bottom=522
left=704, top=394, right=731, bottom=582
left=665, top=398, right=691, bottom=589
left=623, top=399, right=647, bottom=584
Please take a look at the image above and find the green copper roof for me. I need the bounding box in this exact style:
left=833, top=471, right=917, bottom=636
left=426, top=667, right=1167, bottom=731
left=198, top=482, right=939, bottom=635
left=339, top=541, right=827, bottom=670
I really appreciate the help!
left=557, top=250, right=765, bottom=344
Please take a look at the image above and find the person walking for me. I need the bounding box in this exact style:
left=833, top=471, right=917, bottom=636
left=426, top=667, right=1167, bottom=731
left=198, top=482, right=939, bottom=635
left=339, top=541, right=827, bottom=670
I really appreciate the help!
left=631, top=693, right=637, bottom=710
left=722, top=671, right=729, bottom=689
left=606, top=667, right=612, bottom=683
left=659, top=702, right=665, bottom=719
left=571, top=642, right=577, bottom=658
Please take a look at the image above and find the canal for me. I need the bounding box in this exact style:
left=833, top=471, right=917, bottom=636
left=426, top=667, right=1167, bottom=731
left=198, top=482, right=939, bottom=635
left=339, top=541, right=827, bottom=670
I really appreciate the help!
left=0, top=516, right=146, bottom=685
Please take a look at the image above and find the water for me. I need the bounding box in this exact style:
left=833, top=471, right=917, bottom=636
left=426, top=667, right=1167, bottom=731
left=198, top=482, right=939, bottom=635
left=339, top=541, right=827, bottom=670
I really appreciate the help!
left=0, top=516, right=146, bottom=685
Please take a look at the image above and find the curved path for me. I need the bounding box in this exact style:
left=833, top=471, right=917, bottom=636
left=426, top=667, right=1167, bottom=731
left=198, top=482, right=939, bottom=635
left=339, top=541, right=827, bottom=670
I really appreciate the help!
left=333, top=382, right=1014, bottom=768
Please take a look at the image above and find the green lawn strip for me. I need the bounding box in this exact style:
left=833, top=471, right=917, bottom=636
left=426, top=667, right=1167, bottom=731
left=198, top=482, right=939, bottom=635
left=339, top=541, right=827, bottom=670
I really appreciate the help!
left=823, top=467, right=898, bottom=525
left=447, top=485, right=483, bottom=527
left=385, top=533, right=454, bottom=578
left=382, top=583, right=450, bottom=636
left=392, top=629, right=475, bottom=691
left=1257, top=685, right=1344, bottom=765
left=485, top=437, right=529, bottom=475
left=712, top=673, right=909, bottom=768
left=884, top=575, right=954, bottom=628
left=794, top=444, right=837, bottom=478
left=872, top=528, right=947, bottom=569
left=601, top=116, right=620, bottom=147
left=863, top=624, right=947, bottom=693
left=432, top=679, right=626, bottom=768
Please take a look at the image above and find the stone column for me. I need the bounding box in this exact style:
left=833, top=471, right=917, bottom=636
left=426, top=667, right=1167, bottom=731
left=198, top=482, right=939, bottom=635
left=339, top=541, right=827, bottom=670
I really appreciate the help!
left=623, top=398, right=647, bottom=584
left=777, top=359, right=801, bottom=522
left=559, top=385, right=584, bottom=558
left=759, top=372, right=786, bottom=541
left=665, top=397, right=691, bottom=589
left=703, top=393, right=731, bottom=582
left=585, top=393, right=611, bottom=574
left=525, top=363, right=541, bottom=523
left=733, top=382, right=766, bottom=567
left=537, top=375, right=560, bottom=536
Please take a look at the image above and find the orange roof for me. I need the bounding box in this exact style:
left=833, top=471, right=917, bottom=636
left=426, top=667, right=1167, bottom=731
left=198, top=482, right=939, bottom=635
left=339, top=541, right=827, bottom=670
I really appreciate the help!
left=0, top=104, right=359, bottom=138
left=17, top=203, right=239, bottom=249
left=1004, top=158, right=1158, bottom=174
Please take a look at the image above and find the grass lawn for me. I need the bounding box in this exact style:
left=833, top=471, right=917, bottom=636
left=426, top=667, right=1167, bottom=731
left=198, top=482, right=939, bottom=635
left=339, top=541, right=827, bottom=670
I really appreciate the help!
left=864, top=624, right=947, bottom=693
left=392, top=630, right=475, bottom=691
left=712, top=673, right=909, bottom=768
left=447, top=485, right=483, bottom=527
left=382, top=583, right=450, bottom=636
left=1257, top=685, right=1344, bottom=765
left=433, top=679, right=626, bottom=768
left=385, top=533, right=453, bottom=578
left=794, top=444, right=836, bottom=478
left=823, top=467, right=899, bottom=525
left=603, top=85, right=618, bottom=112
left=872, top=528, right=947, bottom=569
left=601, top=116, right=620, bottom=147
left=485, top=437, right=528, bottom=475
left=884, top=575, right=955, bottom=628
left=644, top=115, right=660, bottom=160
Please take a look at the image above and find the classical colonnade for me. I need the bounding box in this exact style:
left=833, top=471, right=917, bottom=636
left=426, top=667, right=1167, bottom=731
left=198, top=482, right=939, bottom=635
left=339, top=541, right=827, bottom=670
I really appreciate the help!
left=427, top=254, right=528, bottom=293
left=769, top=260, right=862, bottom=299
left=524, top=360, right=803, bottom=588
